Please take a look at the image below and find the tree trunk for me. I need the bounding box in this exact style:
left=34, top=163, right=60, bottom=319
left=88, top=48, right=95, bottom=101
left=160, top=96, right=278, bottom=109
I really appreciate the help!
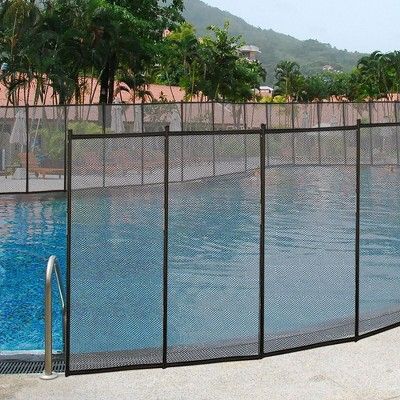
left=107, top=53, right=117, bottom=104
left=99, top=59, right=110, bottom=104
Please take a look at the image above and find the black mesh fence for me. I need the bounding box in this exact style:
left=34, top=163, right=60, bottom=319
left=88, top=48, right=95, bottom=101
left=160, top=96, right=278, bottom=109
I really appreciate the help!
left=2, top=102, right=400, bottom=194
left=264, top=129, right=357, bottom=353
left=2, top=103, right=400, bottom=374
left=359, top=126, right=400, bottom=334
left=68, top=135, right=165, bottom=372
left=66, top=122, right=400, bottom=376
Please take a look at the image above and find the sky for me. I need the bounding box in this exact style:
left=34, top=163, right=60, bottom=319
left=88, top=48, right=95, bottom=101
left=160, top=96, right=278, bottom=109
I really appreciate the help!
left=201, top=0, right=400, bottom=53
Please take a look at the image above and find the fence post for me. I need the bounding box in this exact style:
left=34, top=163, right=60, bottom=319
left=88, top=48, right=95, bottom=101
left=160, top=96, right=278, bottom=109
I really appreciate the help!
left=244, top=104, right=248, bottom=171
left=342, top=102, right=346, bottom=126
left=291, top=103, right=296, bottom=165
left=259, top=124, right=266, bottom=357
left=368, top=101, right=373, bottom=124
left=355, top=119, right=361, bottom=340
left=101, top=103, right=106, bottom=188
left=162, top=125, right=169, bottom=368
left=291, top=102, right=295, bottom=129
left=25, top=105, right=29, bottom=193
left=65, top=128, right=73, bottom=377
left=63, top=105, right=68, bottom=192
left=317, top=102, right=321, bottom=128
left=141, top=102, right=144, bottom=185
left=180, top=101, right=184, bottom=181
left=211, top=100, right=215, bottom=131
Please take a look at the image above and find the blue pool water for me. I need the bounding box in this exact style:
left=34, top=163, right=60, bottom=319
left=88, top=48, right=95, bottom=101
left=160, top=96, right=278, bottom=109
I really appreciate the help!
left=1, top=167, right=400, bottom=353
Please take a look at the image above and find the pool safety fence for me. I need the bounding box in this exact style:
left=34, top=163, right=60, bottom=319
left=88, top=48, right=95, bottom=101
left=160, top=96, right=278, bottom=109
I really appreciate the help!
left=1, top=101, right=400, bottom=194
left=64, top=121, right=400, bottom=375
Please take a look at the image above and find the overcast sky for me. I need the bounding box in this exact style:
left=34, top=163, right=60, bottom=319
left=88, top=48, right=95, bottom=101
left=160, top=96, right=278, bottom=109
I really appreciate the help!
left=202, top=0, right=400, bottom=53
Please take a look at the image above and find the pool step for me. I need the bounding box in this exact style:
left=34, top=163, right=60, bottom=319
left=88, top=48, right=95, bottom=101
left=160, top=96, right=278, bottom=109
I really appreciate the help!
left=0, top=360, right=65, bottom=375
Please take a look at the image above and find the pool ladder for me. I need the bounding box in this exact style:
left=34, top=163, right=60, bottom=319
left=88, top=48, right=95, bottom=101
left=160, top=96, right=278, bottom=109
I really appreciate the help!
left=40, top=256, right=65, bottom=380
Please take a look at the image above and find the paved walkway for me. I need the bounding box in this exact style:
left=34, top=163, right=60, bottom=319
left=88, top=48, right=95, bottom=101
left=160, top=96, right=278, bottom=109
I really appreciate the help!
left=1, top=328, right=399, bottom=400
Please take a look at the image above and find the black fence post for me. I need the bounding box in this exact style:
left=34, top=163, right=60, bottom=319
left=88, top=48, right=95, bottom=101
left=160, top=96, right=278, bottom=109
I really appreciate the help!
left=162, top=125, right=170, bottom=368
left=101, top=103, right=106, bottom=188
left=368, top=101, right=373, bottom=124
left=64, top=104, right=68, bottom=192
left=211, top=100, right=215, bottom=131
left=342, top=102, right=346, bottom=126
left=317, top=102, right=321, bottom=128
left=25, top=105, right=29, bottom=193
left=259, top=124, right=266, bottom=356
left=291, top=102, right=295, bottom=129
left=355, top=119, right=361, bottom=340
left=65, top=128, right=73, bottom=377
left=291, top=103, right=296, bottom=165
left=180, top=101, right=184, bottom=181
left=244, top=104, right=248, bottom=171
left=317, top=103, right=322, bottom=164
left=369, top=126, right=374, bottom=166
left=141, top=102, right=145, bottom=185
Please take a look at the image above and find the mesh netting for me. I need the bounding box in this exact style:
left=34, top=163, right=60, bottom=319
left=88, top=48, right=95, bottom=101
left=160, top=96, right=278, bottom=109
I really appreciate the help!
left=182, top=103, right=212, bottom=131
left=245, top=104, right=267, bottom=129
left=167, top=133, right=260, bottom=363
left=369, top=102, right=396, bottom=124
left=359, top=126, right=400, bottom=334
left=264, top=130, right=357, bottom=352
left=0, top=107, right=28, bottom=193
left=344, top=103, right=370, bottom=125
left=67, top=105, right=103, bottom=135
left=319, top=103, right=345, bottom=127
left=28, top=106, right=65, bottom=191
left=69, top=135, right=164, bottom=372
left=143, top=103, right=181, bottom=132
left=213, top=103, right=245, bottom=130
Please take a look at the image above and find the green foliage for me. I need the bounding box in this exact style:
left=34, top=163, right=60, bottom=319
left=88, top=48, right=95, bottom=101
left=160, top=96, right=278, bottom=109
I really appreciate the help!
left=37, top=128, right=64, bottom=162
left=183, top=0, right=363, bottom=85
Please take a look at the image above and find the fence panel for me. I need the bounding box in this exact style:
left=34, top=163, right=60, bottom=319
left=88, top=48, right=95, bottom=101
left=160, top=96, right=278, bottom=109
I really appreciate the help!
left=264, top=129, right=357, bottom=353
left=68, top=134, right=165, bottom=373
left=245, top=103, right=267, bottom=129
left=0, top=107, right=28, bottom=193
left=359, top=126, right=400, bottom=334
left=182, top=103, right=213, bottom=131
left=345, top=103, right=370, bottom=125
left=167, top=133, right=260, bottom=363
left=292, top=103, right=319, bottom=129
left=268, top=103, right=292, bottom=129
left=214, top=103, right=245, bottom=130
left=370, top=102, right=396, bottom=123
left=27, top=106, right=65, bottom=192
left=319, top=103, right=345, bottom=127
left=143, top=103, right=181, bottom=132
left=104, top=104, right=143, bottom=134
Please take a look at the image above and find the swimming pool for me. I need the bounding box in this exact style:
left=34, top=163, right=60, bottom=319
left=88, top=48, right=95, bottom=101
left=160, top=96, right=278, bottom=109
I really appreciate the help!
left=1, top=166, right=400, bottom=354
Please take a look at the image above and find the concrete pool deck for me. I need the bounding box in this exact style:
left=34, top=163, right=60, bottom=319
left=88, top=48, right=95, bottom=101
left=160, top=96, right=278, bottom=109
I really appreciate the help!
left=1, top=328, right=399, bottom=400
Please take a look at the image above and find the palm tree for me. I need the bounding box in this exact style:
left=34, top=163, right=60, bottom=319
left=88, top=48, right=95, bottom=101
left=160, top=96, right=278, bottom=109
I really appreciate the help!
left=274, top=60, right=302, bottom=101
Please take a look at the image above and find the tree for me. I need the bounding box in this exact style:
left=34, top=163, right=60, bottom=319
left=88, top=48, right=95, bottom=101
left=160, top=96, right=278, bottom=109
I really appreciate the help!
left=199, top=23, right=266, bottom=102
left=273, top=61, right=303, bottom=101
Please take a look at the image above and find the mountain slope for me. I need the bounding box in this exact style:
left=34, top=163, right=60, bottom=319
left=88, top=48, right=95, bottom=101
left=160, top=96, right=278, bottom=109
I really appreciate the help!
left=183, top=0, right=364, bottom=84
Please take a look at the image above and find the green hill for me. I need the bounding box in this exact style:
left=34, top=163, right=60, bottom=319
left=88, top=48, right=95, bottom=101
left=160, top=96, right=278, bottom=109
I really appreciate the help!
left=183, top=0, right=364, bottom=84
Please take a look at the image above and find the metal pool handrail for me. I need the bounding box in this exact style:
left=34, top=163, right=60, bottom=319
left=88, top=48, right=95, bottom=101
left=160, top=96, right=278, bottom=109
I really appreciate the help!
left=40, top=256, right=65, bottom=380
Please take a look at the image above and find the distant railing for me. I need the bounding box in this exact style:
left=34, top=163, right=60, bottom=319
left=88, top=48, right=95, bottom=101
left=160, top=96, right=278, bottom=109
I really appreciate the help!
left=0, top=101, right=399, bottom=194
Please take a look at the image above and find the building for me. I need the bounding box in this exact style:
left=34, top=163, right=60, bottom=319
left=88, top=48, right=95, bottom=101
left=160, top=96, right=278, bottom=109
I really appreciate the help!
left=239, top=45, right=261, bottom=61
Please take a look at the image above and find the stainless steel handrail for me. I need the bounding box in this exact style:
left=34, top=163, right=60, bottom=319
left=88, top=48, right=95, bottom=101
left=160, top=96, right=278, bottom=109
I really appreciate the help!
left=40, top=256, right=65, bottom=380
